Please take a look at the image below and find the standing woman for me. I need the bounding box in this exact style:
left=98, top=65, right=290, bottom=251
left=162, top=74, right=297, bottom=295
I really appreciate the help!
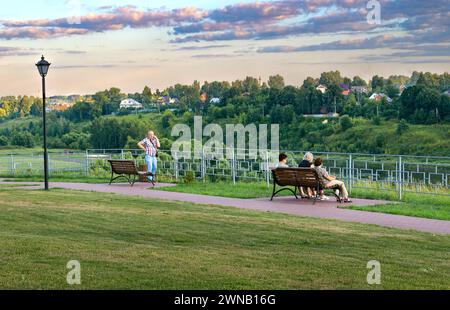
left=138, top=131, right=160, bottom=184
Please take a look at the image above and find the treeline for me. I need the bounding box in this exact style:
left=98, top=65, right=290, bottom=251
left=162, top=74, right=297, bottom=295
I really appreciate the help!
left=0, top=71, right=449, bottom=154
left=61, top=71, right=450, bottom=124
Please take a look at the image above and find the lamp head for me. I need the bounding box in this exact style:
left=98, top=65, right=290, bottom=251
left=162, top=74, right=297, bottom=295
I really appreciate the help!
left=36, top=55, right=51, bottom=77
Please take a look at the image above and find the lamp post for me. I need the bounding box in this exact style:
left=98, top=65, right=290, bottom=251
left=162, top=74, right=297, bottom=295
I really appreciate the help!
left=36, top=55, right=51, bottom=190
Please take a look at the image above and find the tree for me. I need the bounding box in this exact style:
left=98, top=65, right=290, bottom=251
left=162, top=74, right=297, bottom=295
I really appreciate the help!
left=371, top=75, right=384, bottom=91
left=30, top=99, right=43, bottom=116
left=0, top=135, right=8, bottom=146
left=319, top=71, right=343, bottom=87
left=268, top=74, right=285, bottom=90
left=142, top=86, right=153, bottom=105
left=396, top=120, right=409, bottom=136
left=340, top=115, right=353, bottom=131
left=11, top=131, right=34, bottom=147
left=242, top=76, right=260, bottom=93
left=352, top=76, right=367, bottom=87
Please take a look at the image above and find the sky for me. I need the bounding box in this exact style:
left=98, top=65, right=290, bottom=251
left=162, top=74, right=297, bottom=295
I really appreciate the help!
left=0, top=0, right=449, bottom=96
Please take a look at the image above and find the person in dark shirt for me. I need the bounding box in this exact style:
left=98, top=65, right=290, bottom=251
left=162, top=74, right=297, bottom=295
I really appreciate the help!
left=298, top=152, right=314, bottom=198
left=299, top=152, right=313, bottom=167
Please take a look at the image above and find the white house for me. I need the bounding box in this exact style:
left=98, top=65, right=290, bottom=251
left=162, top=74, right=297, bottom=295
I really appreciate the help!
left=351, top=86, right=368, bottom=94
left=316, top=85, right=327, bottom=94
left=210, top=97, right=221, bottom=104
left=120, top=98, right=143, bottom=109
left=369, top=93, right=393, bottom=103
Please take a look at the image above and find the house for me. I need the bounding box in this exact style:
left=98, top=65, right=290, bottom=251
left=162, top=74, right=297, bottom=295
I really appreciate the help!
left=47, top=98, right=73, bottom=111
left=369, top=93, right=393, bottom=103
left=316, top=85, right=327, bottom=94
left=339, top=83, right=350, bottom=96
left=303, top=113, right=339, bottom=118
left=210, top=97, right=221, bottom=104
left=157, top=96, right=179, bottom=105
left=351, top=86, right=368, bottom=94
left=120, top=98, right=143, bottom=109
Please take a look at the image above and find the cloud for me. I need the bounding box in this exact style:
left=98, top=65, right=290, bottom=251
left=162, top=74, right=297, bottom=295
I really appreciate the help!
left=0, top=0, right=448, bottom=64
left=191, top=54, right=236, bottom=59
left=0, top=6, right=207, bottom=40
left=171, top=44, right=230, bottom=51
left=0, top=46, right=36, bottom=57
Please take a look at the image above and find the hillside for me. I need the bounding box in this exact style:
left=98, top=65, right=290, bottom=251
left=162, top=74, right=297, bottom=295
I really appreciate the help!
left=1, top=113, right=449, bottom=156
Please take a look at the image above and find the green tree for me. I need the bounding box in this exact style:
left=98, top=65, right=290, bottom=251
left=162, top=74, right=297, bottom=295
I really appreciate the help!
left=396, top=120, right=409, bottom=136
left=268, top=74, right=285, bottom=90
left=11, top=131, right=34, bottom=147
left=340, top=115, right=353, bottom=131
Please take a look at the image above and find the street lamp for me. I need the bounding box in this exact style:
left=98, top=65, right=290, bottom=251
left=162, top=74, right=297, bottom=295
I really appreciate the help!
left=36, top=55, right=51, bottom=190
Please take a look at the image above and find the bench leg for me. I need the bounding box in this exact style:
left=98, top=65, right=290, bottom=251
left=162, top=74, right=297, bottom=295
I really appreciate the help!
left=313, top=184, right=320, bottom=205
left=293, top=188, right=299, bottom=200
left=110, top=174, right=130, bottom=185
left=271, top=187, right=298, bottom=200
left=270, top=181, right=276, bottom=201
left=109, top=171, right=114, bottom=185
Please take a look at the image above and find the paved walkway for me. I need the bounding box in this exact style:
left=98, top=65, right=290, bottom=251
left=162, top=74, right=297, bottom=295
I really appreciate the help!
left=2, top=181, right=450, bottom=235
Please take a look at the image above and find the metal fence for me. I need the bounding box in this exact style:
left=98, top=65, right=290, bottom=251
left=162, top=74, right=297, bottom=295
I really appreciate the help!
left=1, top=148, right=449, bottom=199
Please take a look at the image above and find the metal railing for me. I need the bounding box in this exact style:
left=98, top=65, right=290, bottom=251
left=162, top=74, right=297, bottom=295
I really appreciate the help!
left=1, top=148, right=449, bottom=199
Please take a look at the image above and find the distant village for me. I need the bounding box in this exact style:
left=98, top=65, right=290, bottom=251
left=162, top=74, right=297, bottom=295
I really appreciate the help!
left=44, top=80, right=427, bottom=118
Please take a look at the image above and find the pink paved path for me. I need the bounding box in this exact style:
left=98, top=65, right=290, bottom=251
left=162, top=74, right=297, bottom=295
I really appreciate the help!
left=2, top=181, right=450, bottom=235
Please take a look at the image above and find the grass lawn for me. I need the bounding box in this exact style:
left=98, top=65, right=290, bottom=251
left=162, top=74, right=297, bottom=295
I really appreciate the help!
left=155, top=181, right=283, bottom=199
left=1, top=175, right=109, bottom=184
left=342, top=189, right=450, bottom=221
left=0, top=187, right=449, bottom=289
left=156, top=182, right=450, bottom=221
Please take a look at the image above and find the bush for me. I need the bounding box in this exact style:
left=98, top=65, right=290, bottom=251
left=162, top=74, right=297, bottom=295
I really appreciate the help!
left=183, top=171, right=195, bottom=184
left=396, top=120, right=409, bottom=136
left=0, top=135, right=8, bottom=146
left=11, top=131, right=34, bottom=147
left=340, top=115, right=353, bottom=131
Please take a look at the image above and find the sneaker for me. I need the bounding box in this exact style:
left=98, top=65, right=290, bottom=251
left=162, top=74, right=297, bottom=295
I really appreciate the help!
left=320, top=196, right=330, bottom=200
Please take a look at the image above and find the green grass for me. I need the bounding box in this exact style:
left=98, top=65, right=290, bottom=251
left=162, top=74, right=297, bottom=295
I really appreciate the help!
left=1, top=175, right=109, bottom=184
left=155, top=181, right=284, bottom=199
left=343, top=189, right=450, bottom=221
left=156, top=181, right=450, bottom=221
left=0, top=188, right=449, bottom=289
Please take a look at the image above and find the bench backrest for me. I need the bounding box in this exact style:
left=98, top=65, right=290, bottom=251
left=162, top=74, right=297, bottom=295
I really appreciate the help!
left=108, top=160, right=138, bottom=175
left=272, top=167, right=320, bottom=188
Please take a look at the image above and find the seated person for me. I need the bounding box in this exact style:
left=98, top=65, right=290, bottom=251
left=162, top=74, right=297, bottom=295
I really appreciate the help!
left=298, top=152, right=315, bottom=198
left=299, top=152, right=313, bottom=167
left=314, top=158, right=352, bottom=203
left=277, top=153, right=289, bottom=168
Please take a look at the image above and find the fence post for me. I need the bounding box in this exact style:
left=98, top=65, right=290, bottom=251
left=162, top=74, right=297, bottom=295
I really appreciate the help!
left=266, top=150, right=270, bottom=188
left=121, top=149, right=124, bottom=160
left=348, top=154, right=352, bottom=194
left=48, top=153, right=51, bottom=177
left=10, top=154, right=14, bottom=175
left=398, top=155, right=403, bottom=201
left=232, top=148, right=236, bottom=185
left=174, top=153, right=179, bottom=182
left=85, top=150, right=89, bottom=176
left=201, top=149, right=206, bottom=182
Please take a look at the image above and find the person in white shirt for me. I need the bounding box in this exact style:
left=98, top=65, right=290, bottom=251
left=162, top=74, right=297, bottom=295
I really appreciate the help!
left=137, top=131, right=161, bottom=183
left=277, top=153, right=289, bottom=168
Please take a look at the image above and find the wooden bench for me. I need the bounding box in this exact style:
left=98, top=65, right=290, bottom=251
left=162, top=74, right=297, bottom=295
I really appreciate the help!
left=108, top=160, right=154, bottom=186
left=271, top=167, right=341, bottom=204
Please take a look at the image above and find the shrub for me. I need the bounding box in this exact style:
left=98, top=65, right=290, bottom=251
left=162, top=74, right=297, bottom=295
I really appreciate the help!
left=183, top=171, right=195, bottom=184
